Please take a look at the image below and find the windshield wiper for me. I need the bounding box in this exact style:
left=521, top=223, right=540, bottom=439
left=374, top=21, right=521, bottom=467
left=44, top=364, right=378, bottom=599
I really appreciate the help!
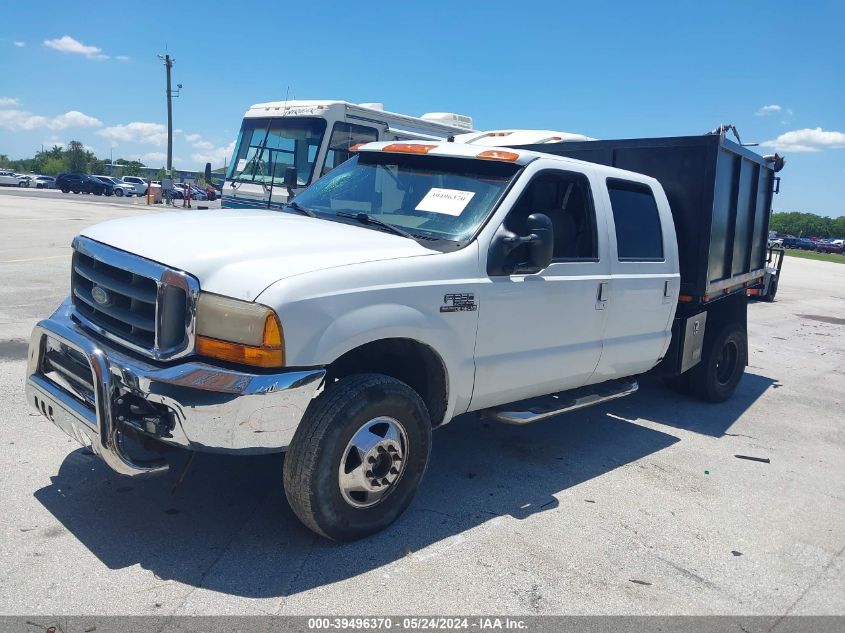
left=335, top=211, right=414, bottom=240
left=285, top=200, right=316, bottom=217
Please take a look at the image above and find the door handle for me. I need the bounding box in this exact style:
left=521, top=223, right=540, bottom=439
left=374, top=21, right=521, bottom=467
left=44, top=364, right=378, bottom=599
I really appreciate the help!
left=663, top=279, right=673, bottom=304
left=595, top=282, right=608, bottom=310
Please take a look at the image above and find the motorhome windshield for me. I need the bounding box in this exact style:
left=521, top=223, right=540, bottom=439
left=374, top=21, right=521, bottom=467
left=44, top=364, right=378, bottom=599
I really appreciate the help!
left=289, top=153, right=521, bottom=243
left=226, top=117, right=326, bottom=186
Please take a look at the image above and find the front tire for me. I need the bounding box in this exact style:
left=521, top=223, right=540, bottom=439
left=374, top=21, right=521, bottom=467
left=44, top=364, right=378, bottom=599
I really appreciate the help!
left=283, top=373, right=432, bottom=541
left=115, top=188, right=124, bottom=197
left=689, top=322, right=747, bottom=403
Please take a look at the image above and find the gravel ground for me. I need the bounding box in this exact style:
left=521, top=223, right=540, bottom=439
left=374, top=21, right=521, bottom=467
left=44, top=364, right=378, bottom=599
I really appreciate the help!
left=0, top=189, right=842, bottom=616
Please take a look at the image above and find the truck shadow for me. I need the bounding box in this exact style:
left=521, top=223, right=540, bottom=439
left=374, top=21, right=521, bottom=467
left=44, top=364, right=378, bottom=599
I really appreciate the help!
left=608, top=372, right=777, bottom=438
left=33, top=372, right=773, bottom=599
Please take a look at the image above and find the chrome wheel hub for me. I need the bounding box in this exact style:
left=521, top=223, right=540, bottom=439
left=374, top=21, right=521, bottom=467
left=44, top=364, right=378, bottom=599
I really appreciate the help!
left=338, top=416, right=407, bottom=509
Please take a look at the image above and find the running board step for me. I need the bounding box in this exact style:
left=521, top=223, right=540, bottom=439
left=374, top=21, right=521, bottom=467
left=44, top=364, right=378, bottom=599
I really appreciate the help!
left=484, top=379, right=639, bottom=425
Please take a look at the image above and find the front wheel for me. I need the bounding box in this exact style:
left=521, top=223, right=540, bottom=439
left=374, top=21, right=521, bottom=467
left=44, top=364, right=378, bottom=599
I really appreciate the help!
left=283, top=373, right=432, bottom=541
left=689, top=322, right=747, bottom=403
left=115, top=188, right=124, bottom=197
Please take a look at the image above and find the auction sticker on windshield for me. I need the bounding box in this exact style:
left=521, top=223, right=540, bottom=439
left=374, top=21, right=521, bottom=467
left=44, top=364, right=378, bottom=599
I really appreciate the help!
left=415, top=188, right=475, bottom=216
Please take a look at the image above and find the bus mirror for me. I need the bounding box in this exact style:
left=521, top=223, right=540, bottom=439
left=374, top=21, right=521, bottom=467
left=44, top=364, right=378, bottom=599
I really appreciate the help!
left=284, top=167, right=298, bottom=188
left=204, top=162, right=212, bottom=181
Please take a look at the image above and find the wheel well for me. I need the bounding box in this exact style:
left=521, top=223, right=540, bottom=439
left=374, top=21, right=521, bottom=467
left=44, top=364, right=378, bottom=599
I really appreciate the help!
left=325, top=339, right=449, bottom=427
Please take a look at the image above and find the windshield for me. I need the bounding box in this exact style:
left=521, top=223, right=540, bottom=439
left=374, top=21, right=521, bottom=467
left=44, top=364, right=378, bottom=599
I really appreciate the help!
left=225, top=117, right=326, bottom=186
left=290, top=153, right=521, bottom=243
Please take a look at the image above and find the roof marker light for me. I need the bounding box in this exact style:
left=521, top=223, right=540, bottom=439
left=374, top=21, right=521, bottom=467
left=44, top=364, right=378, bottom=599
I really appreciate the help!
left=476, top=150, right=520, bottom=162
left=349, top=143, right=365, bottom=152
left=382, top=143, right=437, bottom=154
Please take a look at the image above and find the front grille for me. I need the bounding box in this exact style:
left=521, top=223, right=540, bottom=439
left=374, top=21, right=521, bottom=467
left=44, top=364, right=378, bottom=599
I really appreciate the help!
left=70, top=238, right=197, bottom=359
left=73, top=251, right=159, bottom=348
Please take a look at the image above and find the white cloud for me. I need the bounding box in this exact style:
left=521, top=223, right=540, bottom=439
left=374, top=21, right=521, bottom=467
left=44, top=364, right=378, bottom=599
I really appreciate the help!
left=0, top=97, right=20, bottom=107
left=140, top=152, right=167, bottom=165
left=99, top=121, right=168, bottom=146
left=191, top=140, right=236, bottom=167
left=0, top=104, right=102, bottom=131
left=755, top=104, right=782, bottom=116
left=43, top=35, right=108, bottom=60
left=184, top=132, right=215, bottom=150
left=116, top=55, right=129, bottom=61
left=13, top=41, right=25, bottom=48
left=761, top=128, right=845, bottom=153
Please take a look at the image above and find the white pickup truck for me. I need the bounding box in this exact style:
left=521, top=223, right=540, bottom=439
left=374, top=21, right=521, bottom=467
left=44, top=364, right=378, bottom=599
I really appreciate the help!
left=26, top=132, right=782, bottom=540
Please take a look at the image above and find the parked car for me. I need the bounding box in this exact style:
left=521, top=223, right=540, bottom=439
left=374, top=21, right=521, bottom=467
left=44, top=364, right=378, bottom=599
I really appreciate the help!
left=121, top=176, right=148, bottom=195
left=781, top=237, right=816, bottom=250
left=173, top=183, right=207, bottom=201
left=94, top=176, right=136, bottom=197
left=56, top=174, right=114, bottom=196
left=30, top=175, right=56, bottom=189
left=189, top=184, right=209, bottom=201
left=0, top=170, right=28, bottom=187
left=816, top=241, right=844, bottom=254
left=203, top=185, right=218, bottom=201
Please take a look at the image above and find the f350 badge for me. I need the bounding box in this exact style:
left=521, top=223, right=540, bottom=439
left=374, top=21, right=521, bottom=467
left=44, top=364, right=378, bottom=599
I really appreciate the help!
left=440, top=293, right=477, bottom=313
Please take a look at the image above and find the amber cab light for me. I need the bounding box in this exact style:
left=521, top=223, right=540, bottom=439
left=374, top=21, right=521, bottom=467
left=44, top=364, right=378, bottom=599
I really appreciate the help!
left=475, top=150, right=519, bottom=162
left=348, top=143, right=365, bottom=152
left=382, top=143, right=437, bottom=154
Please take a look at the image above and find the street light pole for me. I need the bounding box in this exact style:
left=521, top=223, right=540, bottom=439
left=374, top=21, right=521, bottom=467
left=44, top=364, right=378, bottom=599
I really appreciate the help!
left=158, top=53, right=175, bottom=173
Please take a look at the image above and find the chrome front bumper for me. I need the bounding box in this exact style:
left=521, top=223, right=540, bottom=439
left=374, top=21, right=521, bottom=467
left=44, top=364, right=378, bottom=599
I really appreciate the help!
left=25, top=300, right=325, bottom=477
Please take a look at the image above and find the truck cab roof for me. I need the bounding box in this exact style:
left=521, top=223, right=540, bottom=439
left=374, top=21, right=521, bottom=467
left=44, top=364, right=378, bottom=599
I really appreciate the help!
left=354, top=140, right=663, bottom=188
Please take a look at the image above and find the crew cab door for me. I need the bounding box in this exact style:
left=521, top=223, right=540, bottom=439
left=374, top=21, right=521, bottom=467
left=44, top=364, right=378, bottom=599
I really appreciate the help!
left=591, top=178, right=679, bottom=380
left=470, top=164, right=611, bottom=410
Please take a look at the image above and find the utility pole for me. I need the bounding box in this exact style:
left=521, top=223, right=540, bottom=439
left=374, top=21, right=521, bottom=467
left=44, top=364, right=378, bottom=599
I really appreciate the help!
left=157, top=53, right=175, bottom=173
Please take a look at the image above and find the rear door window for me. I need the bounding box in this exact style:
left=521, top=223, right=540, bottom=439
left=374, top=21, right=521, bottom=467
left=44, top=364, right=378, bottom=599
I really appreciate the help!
left=607, top=179, right=664, bottom=261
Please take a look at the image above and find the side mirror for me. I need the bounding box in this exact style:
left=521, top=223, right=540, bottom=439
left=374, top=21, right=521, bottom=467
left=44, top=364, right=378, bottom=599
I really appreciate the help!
left=283, top=166, right=298, bottom=188
left=487, top=213, right=554, bottom=276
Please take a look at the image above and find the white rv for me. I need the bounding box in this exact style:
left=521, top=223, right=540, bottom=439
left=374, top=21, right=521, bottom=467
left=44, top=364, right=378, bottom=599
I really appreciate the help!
left=222, top=100, right=473, bottom=209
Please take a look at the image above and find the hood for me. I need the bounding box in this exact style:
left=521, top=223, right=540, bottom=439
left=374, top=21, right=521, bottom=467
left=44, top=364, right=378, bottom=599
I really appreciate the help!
left=80, top=209, right=434, bottom=301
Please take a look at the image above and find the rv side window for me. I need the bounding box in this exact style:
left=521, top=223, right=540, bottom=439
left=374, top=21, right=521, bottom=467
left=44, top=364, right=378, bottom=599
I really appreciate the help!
left=607, top=179, right=664, bottom=261
left=323, top=123, right=379, bottom=175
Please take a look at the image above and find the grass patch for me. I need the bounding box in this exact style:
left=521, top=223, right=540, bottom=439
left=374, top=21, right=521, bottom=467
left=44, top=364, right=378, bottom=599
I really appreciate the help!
left=783, top=249, right=845, bottom=264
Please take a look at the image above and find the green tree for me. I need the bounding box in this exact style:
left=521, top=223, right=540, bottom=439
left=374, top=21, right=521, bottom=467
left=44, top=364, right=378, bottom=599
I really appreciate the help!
left=41, top=157, right=66, bottom=175
left=66, top=140, right=88, bottom=173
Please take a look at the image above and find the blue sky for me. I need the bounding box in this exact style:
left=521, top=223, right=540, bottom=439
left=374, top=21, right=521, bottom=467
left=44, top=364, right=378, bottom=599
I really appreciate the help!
left=1, top=0, right=843, bottom=216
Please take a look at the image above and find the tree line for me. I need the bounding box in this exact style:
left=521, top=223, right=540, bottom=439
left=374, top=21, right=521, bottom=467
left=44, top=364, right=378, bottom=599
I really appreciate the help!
left=770, top=211, right=845, bottom=239
left=0, top=141, right=146, bottom=178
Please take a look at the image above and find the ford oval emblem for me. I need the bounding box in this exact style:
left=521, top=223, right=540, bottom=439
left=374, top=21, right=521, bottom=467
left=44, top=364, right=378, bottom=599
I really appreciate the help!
left=91, top=285, right=111, bottom=306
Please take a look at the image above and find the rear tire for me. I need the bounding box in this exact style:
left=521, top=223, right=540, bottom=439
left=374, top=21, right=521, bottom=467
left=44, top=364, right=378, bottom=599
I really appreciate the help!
left=61, top=187, right=69, bottom=194
left=689, top=322, right=747, bottom=403
left=283, top=373, right=432, bottom=541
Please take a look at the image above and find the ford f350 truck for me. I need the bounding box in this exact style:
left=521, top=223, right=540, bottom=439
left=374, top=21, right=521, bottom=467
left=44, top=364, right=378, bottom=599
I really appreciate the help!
left=25, top=130, right=783, bottom=540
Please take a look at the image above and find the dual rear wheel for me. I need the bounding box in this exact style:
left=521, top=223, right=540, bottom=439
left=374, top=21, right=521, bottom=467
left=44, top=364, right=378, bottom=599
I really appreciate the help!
left=666, top=321, right=747, bottom=403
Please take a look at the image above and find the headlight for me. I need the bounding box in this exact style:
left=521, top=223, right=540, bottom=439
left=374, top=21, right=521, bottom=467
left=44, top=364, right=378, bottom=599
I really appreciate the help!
left=195, top=293, right=284, bottom=368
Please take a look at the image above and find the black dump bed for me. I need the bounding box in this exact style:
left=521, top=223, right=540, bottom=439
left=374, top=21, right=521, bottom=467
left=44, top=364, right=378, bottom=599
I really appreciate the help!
left=518, top=134, right=779, bottom=300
